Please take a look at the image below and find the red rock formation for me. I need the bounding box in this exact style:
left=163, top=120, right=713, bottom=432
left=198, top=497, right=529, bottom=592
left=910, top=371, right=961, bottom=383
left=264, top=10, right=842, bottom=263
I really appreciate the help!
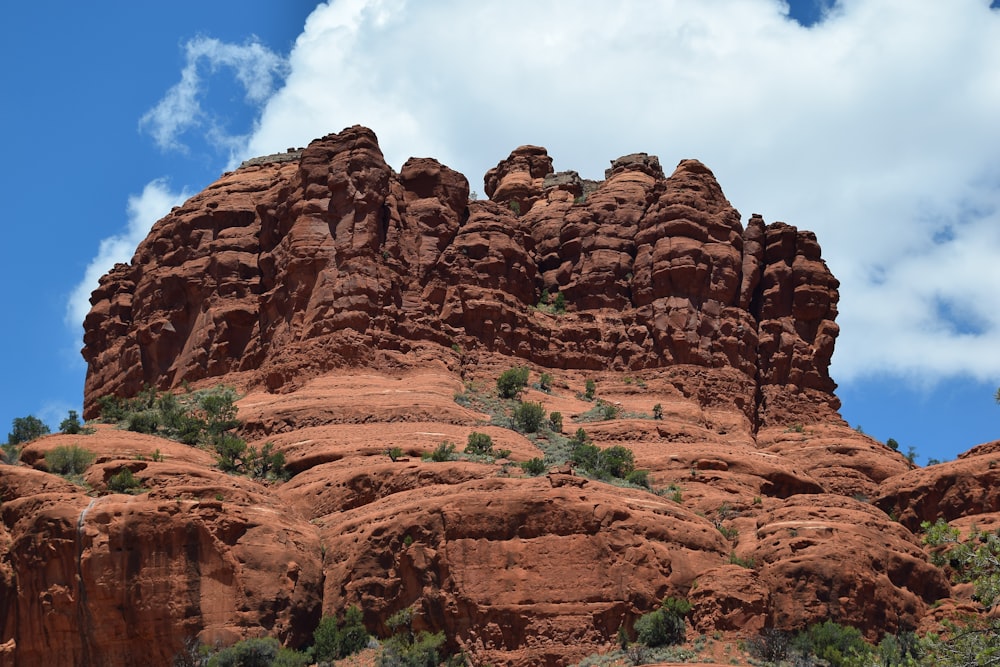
left=82, top=126, right=840, bottom=429
left=0, top=127, right=964, bottom=666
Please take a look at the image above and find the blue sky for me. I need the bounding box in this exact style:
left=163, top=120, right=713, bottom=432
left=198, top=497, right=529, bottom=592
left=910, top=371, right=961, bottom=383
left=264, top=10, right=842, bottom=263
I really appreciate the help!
left=2, top=1, right=999, bottom=465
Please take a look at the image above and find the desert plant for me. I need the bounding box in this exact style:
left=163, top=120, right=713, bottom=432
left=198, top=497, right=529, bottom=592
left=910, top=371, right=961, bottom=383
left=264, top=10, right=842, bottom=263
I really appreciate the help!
left=207, top=637, right=295, bottom=667
left=59, top=410, right=87, bottom=435
left=886, top=437, right=899, bottom=451
left=429, top=441, right=457, bottom=462
left=538, top=372, right=553, bottom=391
left=552, top=291, right=567, bottom=313
left=513, top=401, right=546, bottom=433
left=584, top=379, right=596, bottom=401
left=7, top=415, right=49, bottom=445
left=626, top=469, right=650, bottom=488
left=634, top=597, right=691, bottom=647
left=313, top=605, right=369, bottom=662
left=465, top=431, right=494, bottom=455
left=548, top=411, right=563, bottom=432
left=387, top=446, right=404, bottom=462
left=497, top=367, right=530, bottom=399
left=244, top=442, right=287, bottom=480
left=600, top=402, right=619, bottom=420
left=509, top=200, right=521, bottom=215
left=127, top=410, right=160, bottom=435
left=520, top=458, right=546, bottom=476
left=652, top=403, right=663, bottom=420
left=107, top=467, right=142, bottom=493
left=790, top=620, right=871, bottom=667
left=45, top=444, right=95, bottom=475
left=599, top=445, right=635, bottom=478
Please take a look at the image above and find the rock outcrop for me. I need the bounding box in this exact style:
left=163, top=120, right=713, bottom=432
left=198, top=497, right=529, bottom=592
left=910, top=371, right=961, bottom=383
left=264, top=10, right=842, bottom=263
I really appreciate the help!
left=82, top=125, right=840, bottom=428
left=0, top=126, right=980, bottom=666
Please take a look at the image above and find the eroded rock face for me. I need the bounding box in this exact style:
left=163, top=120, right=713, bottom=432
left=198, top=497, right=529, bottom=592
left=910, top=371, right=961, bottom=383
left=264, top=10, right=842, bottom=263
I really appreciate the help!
left=82, top=126, right=840, bottom=428
left=2, top=127, right=962, bottom=666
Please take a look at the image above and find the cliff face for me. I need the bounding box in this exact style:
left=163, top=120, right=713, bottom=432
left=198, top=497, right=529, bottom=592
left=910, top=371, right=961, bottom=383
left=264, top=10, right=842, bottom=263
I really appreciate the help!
left=3, top=127, right=979, bottom=667
left=82, top=125, right=839, bottom=427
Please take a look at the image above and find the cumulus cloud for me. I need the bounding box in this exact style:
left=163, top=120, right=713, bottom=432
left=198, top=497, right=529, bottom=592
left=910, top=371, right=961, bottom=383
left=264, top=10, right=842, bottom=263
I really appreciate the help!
left=66, top=179, right=190, bottom=331
left=206, top=0, right=1000, bottom=384
left=140, top=36, right=287, bottom=155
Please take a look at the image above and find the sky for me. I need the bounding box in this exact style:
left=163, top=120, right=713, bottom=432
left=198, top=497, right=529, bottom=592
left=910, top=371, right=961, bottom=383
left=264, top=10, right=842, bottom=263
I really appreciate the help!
left=2, top=0, right=999, bottom=465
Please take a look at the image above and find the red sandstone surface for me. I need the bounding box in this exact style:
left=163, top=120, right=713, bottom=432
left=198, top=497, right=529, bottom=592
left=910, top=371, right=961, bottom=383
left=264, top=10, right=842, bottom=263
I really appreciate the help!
left=0, top=126, right=991, bottom=666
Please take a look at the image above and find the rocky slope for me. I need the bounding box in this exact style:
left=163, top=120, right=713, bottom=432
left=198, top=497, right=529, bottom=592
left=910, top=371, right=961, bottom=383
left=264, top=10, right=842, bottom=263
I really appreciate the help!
left=0, top=126, right=989, bottom=666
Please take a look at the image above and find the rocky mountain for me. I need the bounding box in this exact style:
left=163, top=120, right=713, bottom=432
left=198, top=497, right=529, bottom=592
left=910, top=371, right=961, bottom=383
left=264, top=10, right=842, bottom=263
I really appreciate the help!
left=1, top=126, right=996, bottom=666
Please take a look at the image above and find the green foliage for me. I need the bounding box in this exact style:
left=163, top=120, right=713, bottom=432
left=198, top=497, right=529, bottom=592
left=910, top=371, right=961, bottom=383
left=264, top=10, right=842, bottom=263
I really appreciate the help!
left=428, top=441, right=457, bottom=462
left=127, top=410, right=160, bottom=434
left=626, top=469, right=650, bottom=488
left=497, top=367, right=530, bottom=399
left=552, top=291, right=567, bottom=313
left=7, top=415, right=50, bottom=445
left=520, top=457, right=546, bottom=476
left=538, top=372, right=553, bottom=391
left=513, top=401, right=546, bottom=433
left=59, top=410, right=86, bottom=434
left=509, top=200, right=521, bottom=215
left=45, top=445, right=95, bottom=476
left=789, top=620, right=870, bottom=667
left=728, top=552, right=756, bottom=569
left=214, top=433, right=248, bottom=473
left=387, top=446, right=404, bottom=462
left=207, top=637, right=282, bottom=667
left=600, top=445, right=635, bottom=478
left=906, top=446, right=918, bottom=465
left=652, top=403, right=663, bottom=420
left=570, top=437, right=635, bottom=481
left=378, top=606, right=452, bottom=667
left=886, top=437, right=899, bottom=451
left=584, top=379, right=596, bottom=401
left=634, top=597, right=691, bottom=647
left=243, top=443, right=287, bottom=480
left=465, top=431, right=494, bottom=456
left=107, top=468, right=143, bottom=494
left=312, top=605, right=369, bottom=662
left=548, top=411, right=563, bottom=432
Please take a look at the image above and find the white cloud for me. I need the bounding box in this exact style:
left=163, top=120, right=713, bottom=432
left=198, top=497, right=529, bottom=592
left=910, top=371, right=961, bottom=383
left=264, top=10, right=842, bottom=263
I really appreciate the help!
left=139, top=36, right=287, bottom=155
left=66, top=179, right=190, bottom=331
left=184, top=0, right=1000, bottom=384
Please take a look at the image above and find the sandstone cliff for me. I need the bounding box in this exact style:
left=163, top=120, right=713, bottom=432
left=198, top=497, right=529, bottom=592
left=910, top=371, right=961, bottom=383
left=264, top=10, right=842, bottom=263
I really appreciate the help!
left=0, top=127, right=984, bottom=666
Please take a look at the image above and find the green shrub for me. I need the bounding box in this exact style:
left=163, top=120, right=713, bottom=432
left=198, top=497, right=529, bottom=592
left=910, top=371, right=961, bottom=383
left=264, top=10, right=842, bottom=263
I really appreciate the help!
left=313, top=605, right=369, bottom=662
left=214, top=432, right=248, bottom=472
left=584, top=379, right=596, bottom=401
left=429, top=441, right=457, bottom=462
left=207, top=636, right=275, bottom=667
left=107, top=468, right=142, bottom=493
left=7, top=415, right=50, bottom=445
left=59, top=410, right=84, bottom=434
left=552, top=292, right=567, bottom=313
left=538, top=372, right=553, bottom=391
left=652, top=403, right=663, bottom=420
left=886, top=437, right=899, bottom=451
left=520, top=458, right=546, bottom=476
left=509, top=200, right=521, bottom=216
left=600, top=402, right=619, bottom=420
left=600, top=445, right=635, bottom=478
left=244, top=442, right=287, bottom=481
left=548, top=411, right=563, bottom=432
left=635, top=597, right=691, bottom=647
left=387, top=446, right=404, bottom=462
left=45, top=445, right=95, bottom=475
left=497, top=367, right=530, bottom=399
left=626, top=469, right=649, bottom=488
left=127, top=411, right=160, bottom=434
left=465, top=432, right=494, bottom=455
left=790, top=621, right=870, bottom=667
left=514, top=401, right=546, bottom=433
